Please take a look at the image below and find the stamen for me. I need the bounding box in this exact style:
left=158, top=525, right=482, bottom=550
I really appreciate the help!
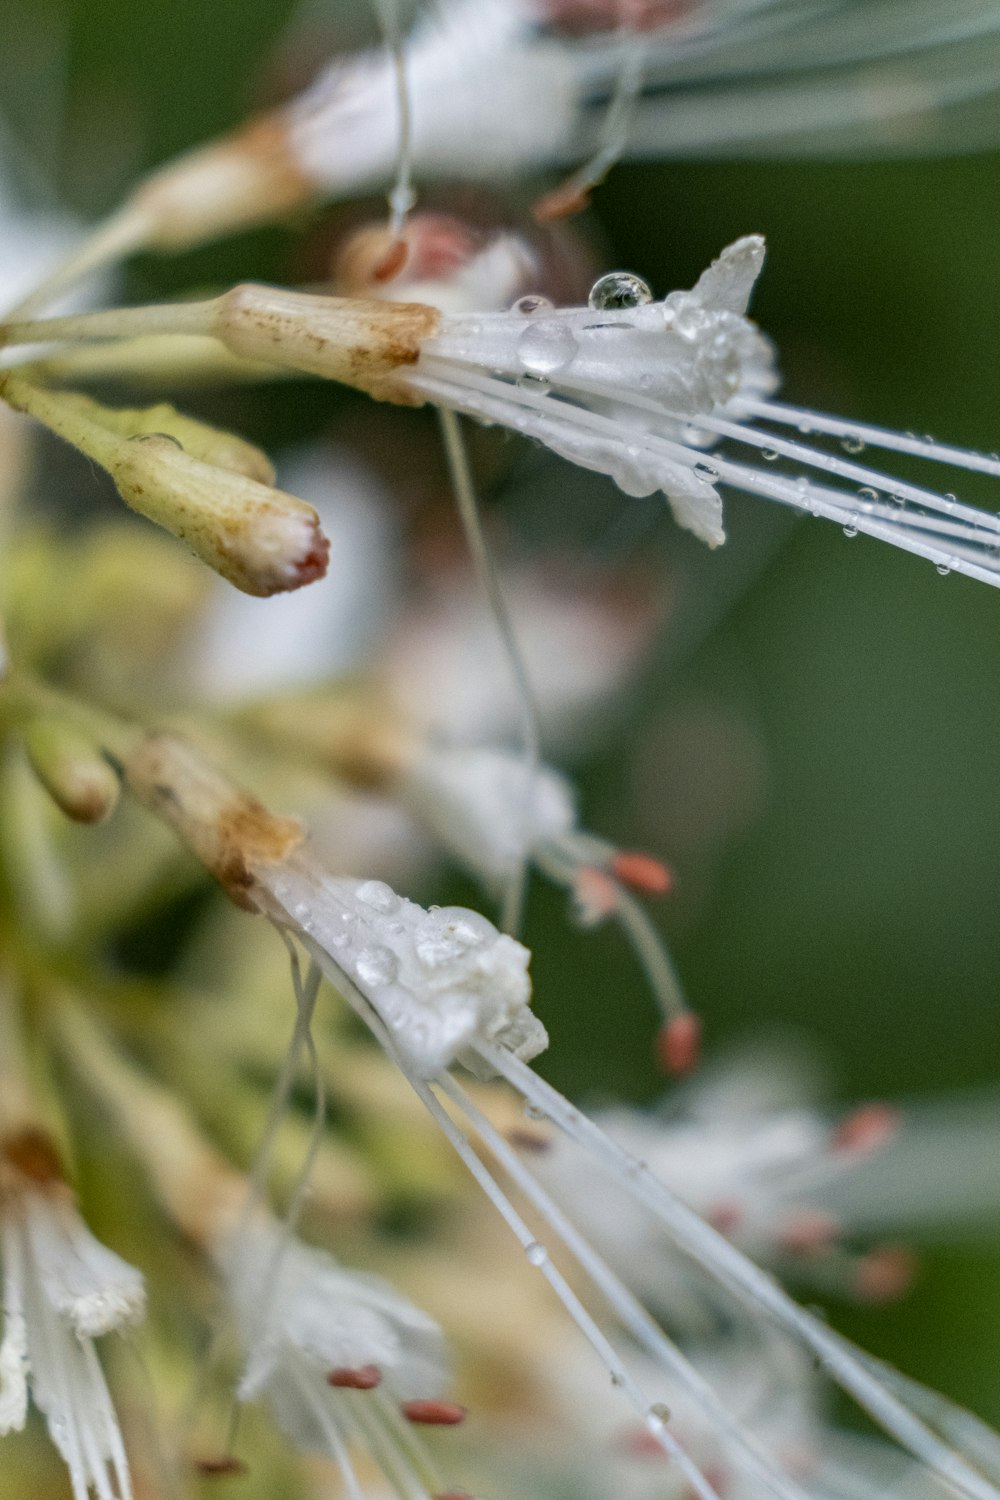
left=195, top=1455, right=248, bottom=1477
left=831, top=1103, right=900, bottom=1156
left=611, top=850, right=673, bottom=894
left=437, top=407, right=541, bottom=936
left=328, top=1364, right=383, bottom=1390
left=853, top=1246, right=916, bottom=1304
left=481, top=1043, right=1000, bottom=1500
left=401, top=1399, right=467, bottom=1426
left=657, top=1012, right=702, bottom=1075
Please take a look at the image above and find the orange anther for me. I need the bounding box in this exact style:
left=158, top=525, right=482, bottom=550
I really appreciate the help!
left=611, top=850, right=673, bottom=895
left=402, top=1399, right=467, bottom=1426
left=831, top=1103, right=900, bottom=1156
left=854, top=1246, right=916, bottom=1303
left=327, top=1364, right=382, bottom=1389
left=656, top=1013, right=701, bottom=1075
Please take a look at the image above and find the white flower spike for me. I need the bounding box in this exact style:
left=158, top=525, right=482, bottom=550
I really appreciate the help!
left=15, top=235, right=1000, bottom=588
left=119, top=731, right=1000, bottom=1500
left=0, top=1128, right=144, bottom=1500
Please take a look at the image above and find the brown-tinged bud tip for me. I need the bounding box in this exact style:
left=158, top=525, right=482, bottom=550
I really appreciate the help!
left=108, top=436, right=329, bottom=595
left=24, top=716, right=121, bottom=824
left=656, top=1013, right=701, bottom=1076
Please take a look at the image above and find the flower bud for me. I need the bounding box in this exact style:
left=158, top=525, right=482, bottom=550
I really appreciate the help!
left=23, top=716, right=121, bottom=824
left=69, top=393, right=276, bottom=484
left=108, top=436, right=328, bottom=596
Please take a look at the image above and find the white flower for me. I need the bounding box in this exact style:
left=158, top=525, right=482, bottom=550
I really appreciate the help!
left=0, top=1132, right=144, bottom=1500
left=396, top=742, right=697, bottom=1062
left=400, top=235, right=1000, bottom=584
left=220, top=1216, right=463, bottom=1497
left=255, top=862, right=546, bottom=1079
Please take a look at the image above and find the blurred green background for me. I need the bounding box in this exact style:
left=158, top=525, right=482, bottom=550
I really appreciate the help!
left=1, top=0, right=998, bottom=1436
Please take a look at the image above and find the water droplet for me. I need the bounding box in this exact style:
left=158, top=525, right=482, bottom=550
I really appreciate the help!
left=355, top=946, right=399, bottom=988
left=693, top=461, right=719, bottom=483
left=761, top=448, right=779, bottom=462
left=588, top=271, right=653, bottom=311
left=511, top=294, right=554, bottom=317
left=841, top=434, right=865, bottom=455
left=517, top=319, right=578, bottom=376
left=943, top=492, right=957, bottom=513
left=857, top=486, right=878, bottom=511
left=935, top=560, right=952, bottom=576
left=797, top=420, right=814, bottom=435
left=647, top=1403, right=672, bottom=1427
left=414, top=906, right=493, bottom=968
left=889, top=492, right=905, bottom=510
left=842, top=516, right=859, bottom=538
left=516, top=371, right=551, bottom=394
left=356, top=880, right=399, bottom=914
left=525, top=1241, right=548, bottom=1267
left=923, top=433, right=935, bottom=446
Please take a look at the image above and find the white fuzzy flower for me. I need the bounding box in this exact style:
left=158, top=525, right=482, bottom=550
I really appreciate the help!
left=219, top=1216, right=470, bottom=1499
left=255, top=862, right=546, bottom=1079
left=0, top=1133, right=144, bottom=1500
left=395, top=233, right=1000, bottom=585
left=284, top=0, right=1000, bottom=190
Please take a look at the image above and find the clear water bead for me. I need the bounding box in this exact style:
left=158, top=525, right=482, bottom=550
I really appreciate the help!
left=524, top=1241, right=548, bottom=1267
left=588, top=271, right=653, bottom=312
left=356, top=880, right=399, bottom=914
left=355, top=946, right=399, bottom=988
left=841, top=434, right=865, bottom=455
left=517, top=319, right=578, bottom=376
left=693, top=461, right=719, bottom=483
left=511, top=294, right=554, bottom=317
left=647, top=1403, right=672, bottom=1427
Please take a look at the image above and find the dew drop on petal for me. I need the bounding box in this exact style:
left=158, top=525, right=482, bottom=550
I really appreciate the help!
left=761, top=448, right=779, bottom=462
left=841, top=434, right=865, bottom=455
left=842, top=516, right=859, bottom=538
left=647, top=1403, right=672, bottom=1427
left=511, top=294, right=554, bottom=317
left=355, top=946, right=399, bottom=987
left=356, top=880, right=400, bottom=914
left=517, top=319, right=579, bottom=375
left=524, top=1240, right=548, bottom=1267
left=857, top=486, right=879, bottom=511
left=588, top=271, right=653, bottom=311
left=693, top=462, right=719, bottom=483
left=943, top=492, right=957, bottom=513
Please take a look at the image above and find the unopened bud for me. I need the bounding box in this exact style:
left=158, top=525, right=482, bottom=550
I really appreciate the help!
left=24, top=716, right=121, bottom=824
left=109, top=436, right=328, bottom=596
left=211, top=284, right=441, bottom=403
left=122, top=733, right=303, bottom=909
left=72, top=394, right=276, bottom=484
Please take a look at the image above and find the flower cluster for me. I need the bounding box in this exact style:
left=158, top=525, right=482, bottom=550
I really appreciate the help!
left=0, top=6, right=998, bottom=1500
